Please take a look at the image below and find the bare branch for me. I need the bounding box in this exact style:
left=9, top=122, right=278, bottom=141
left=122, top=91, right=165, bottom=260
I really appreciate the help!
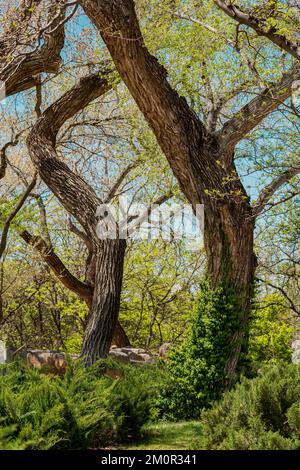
left=127, top=192, right=173, bottom=236
left=68, top=217, right=92, bottom=251
left=31, top=193, right=52, bottom=245
left=253, top=161, right=300, bottom=217
left=0, top=0, right=66, bottom=98
left=0, top=131, right=24, bottom=180
left=104, top=163, right=137, bottom=203
left=27, top=68, right=113, bottom=238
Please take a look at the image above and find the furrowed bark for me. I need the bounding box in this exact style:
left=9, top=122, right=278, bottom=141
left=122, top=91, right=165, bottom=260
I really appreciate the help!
left=81, top=239, right=127, bottom=364
left=0, top=0, right=65, bottom=98
left=27, top=70, right=130, bottom=360
left=19, top=229, right=129, bottom=347
left=79, top=0, right=289, bottom=383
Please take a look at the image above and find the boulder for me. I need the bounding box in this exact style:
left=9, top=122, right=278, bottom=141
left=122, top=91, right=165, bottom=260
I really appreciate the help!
left=108, top=349, right=130, bottom=364
left=120, top=347, right=147, bottom=354
left=139, top=353, right=156, bottom=364
left=159, top=342, right=172, bottom=358
left=292, top=340, right=300, bottom=364
left=27, top=350, right=67, bottom=375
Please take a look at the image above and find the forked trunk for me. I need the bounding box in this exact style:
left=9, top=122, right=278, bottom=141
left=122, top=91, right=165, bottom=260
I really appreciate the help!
left=81, top=239, right=126, bottom=365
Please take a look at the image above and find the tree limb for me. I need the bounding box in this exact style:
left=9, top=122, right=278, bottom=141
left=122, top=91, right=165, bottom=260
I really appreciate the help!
left=0, top=175, right=37, bottom=260
left=79, top=0, right=207, bottom=208
left=104, top=163, right=137, bottom=203
left=27, top=69, right=113, bottom=238
left=253, top=161, right=300, bottom=217
left=219, top=64, right=300, bottom=151
left=0, top=131, right=24, bottom=179
left=19, top=229, right=93, bottom=306
left=0, top=0, right=66, bottom=98
left=215, top=0, right=300, bottom=61
left=68, top=217, right=92, bottom=251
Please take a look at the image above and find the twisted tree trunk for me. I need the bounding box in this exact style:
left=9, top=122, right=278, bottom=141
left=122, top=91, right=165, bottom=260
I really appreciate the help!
left=27, top=72, right=129, bottom=362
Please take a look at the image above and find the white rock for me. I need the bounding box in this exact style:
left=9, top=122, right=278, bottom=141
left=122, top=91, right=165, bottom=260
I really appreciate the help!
left=0, top=340, right=7, bottom=364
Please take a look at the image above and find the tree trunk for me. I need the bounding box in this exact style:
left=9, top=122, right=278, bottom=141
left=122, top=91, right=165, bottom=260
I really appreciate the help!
left=204, top=195, right=256, bottom=385
left=112, top=321, right=131, bottom=347
left=81, top=239, right=126, bottom=365
left=27, top=73, right=131, bottom=365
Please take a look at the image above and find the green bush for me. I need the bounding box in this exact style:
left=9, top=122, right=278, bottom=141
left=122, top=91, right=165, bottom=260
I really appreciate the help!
left=0, top=359, right=162, bottom=450
left=196, top=363, right=300, bottom=450
left=157, top=281, right=246, bottom=420
left=248, top=293, right=293, bottom=366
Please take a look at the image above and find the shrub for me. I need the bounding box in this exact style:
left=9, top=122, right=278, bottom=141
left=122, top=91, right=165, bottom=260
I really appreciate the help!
left=0, top=359, right=162, bottom=450
left=248, top=293, right=293, bottom=366
left=157, top=281, right=246, bottom=420
left=196, top=363, right=300, bottom=450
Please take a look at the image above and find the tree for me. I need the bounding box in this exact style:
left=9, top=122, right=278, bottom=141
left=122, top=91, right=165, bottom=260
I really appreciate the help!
left=215, top=0, right=300, bottom=61
left=77, top=0, right=300, bottom=380
left=121, top=239, right=204, bottom=348
left=1, top=0, right=299, bottom=378
left=0, top=0, right=67, bottom=97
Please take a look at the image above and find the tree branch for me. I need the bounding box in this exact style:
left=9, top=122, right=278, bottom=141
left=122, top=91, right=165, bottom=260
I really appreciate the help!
left=0, top=0, right=66, bottom=98
left=253, top=161, right=300, bottom=217
left=27, top=69, right=113, bottom=238
left=0, top=175, right=37, bottom=260
left=104, top=163, right=137, bottom=203
left=19, top=229, right=93, bottom=306
left=68, top=217, right=93, bottom=251
left=126, top=192, right=173, bottom=236
left=79, top=0, right=208, bottom=208
left=215, top=0, right=300, bottom=61
left=0, top=131, right=24, bottom=179
left=219, top=64, right=300, bottom=151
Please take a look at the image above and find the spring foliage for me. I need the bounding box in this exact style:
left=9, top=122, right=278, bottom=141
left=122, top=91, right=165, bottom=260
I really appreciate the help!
left=157, top=281, right=247, bottom=420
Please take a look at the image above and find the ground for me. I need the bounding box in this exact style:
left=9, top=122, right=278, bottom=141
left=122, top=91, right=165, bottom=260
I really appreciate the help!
left=120, top=421, right=202, bottom=450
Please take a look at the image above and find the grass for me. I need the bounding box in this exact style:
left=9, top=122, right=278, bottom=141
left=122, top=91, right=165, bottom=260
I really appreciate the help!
left=120, top=421, right=202, bottom=450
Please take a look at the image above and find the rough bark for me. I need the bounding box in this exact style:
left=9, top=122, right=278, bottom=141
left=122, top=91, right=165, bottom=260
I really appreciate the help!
left=205, top=201, right=256, bottom=380
left=20, top=229, right=129, bottom=348
left=0, top=0, right=66, bottom=98
left=27, top=70, right=130, bottom=359
left=81, top=239, right=127, bottom=365
left=79, top=0, right=298, bottom=382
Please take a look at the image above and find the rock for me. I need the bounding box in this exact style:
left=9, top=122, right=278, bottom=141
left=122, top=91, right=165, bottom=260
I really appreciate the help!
left=109, top=349, right=130, bottom=363
left=0, top=340, right=7, bottom=364
left=292, top=340, right=300, bottom=364
left=27, top=350, right=67, bottom=375
left=125, top=350, right=144, bottom=361
left=120, top=347, right=146, bottom=354
left=130, top=360, right=148, bottom=367
left=159, top=342, right=172, bottom=358
left=139, top=353, right=156, bottom=364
